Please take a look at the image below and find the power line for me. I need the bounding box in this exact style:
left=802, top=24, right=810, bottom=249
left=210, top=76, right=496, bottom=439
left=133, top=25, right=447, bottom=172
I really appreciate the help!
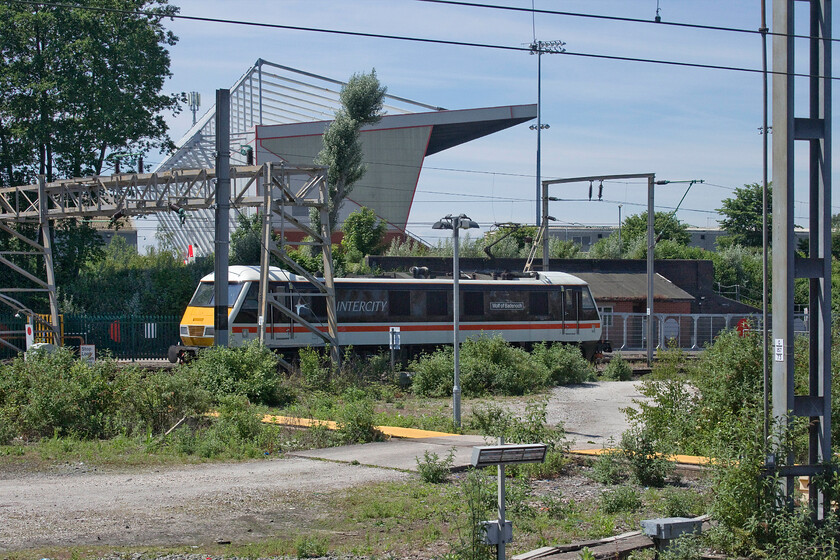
left=7, top=0, right=840, bottom=81
left=414, top=0, right=836, bottom=43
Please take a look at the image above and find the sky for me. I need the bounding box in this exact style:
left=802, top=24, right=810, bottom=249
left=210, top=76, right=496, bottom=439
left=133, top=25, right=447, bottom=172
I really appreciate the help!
left=140, top=0, right=836, bottom=249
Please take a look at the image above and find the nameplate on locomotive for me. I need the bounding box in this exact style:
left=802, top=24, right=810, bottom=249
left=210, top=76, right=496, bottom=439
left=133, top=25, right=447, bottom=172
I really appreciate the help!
left=490, top=302, right=525, bottom=311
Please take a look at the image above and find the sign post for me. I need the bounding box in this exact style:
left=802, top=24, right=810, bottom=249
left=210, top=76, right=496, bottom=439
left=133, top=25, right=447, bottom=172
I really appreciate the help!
left=24, top=319, right=34, bottom=350
left=389, top=326, right=401, bottom=372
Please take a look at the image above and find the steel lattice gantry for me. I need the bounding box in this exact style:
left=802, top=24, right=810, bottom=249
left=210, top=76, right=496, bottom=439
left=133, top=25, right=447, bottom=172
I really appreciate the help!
left=772, top=0, right=832, bottom=513
left=0, top=164, right=339, bottom=355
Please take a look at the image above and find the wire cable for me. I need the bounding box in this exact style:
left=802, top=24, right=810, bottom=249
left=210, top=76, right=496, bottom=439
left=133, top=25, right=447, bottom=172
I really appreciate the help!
left=6, top=0, right=840, bottom=81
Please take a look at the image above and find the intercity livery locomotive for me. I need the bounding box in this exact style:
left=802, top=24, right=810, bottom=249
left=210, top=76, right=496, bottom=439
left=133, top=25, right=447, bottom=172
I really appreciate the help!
left=169, top=266, right=605, bottom=362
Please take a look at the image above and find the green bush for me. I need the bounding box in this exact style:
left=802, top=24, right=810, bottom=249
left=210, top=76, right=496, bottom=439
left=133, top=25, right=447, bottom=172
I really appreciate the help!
left=186, top=341, right=293, bottom=406
left=589, top=442, right=626, bottom=485
left=412, top=335, right=557, bottom=397
left=531, top=342, right=595, bottom=385
left=599, top=485, right=641, bottom=514
left=118, top=368, right=211, bottom=435
left=660, top=487, right=707, bottom=518
left=299, top=346, right=330, bottom=389
left=469, top=401, right=567, bottom=452
left=620, top=426, right=673, bottom=487
left=335, top=398, right=382, bottom=444
left=416, top=448, right=455, bottom=483
left=602, top=354, right=633, bottom=381
left=0, top=348, right=120, bottom=441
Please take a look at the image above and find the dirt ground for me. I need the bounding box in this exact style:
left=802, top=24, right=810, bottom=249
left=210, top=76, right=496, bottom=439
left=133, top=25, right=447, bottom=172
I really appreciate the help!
left=0, top=381, right=646, bottom=554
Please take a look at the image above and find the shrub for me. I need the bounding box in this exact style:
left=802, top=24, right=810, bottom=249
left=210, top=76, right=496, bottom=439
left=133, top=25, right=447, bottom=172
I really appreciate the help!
left=0, top=348, right=120, bottom=440
left=660, top=487, right=707, bottom=518
left=469, top=400, right=567, bottom=452
left=299, top=346, right=330, bottom=389
left=186, top=341, right=292, bottom=406
left=335, top=398, right=382, bottom=444
left=531, top=342, right=595, bottom=385
left=620, top=426, right=673, bottom=487
left=118, top=368, right=211, bottom=435
left=602, top=354, right=633, bottom=381
left=416, top=448, right=455, bottom=483
left=410, top=346, right=454, bottom=397
left=589, top=442, right=627, bottom=485
left=599, top=485, right=641, bottom=514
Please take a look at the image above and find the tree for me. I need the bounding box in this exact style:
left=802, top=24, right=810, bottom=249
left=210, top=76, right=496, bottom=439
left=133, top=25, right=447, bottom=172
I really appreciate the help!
left=314, top=70, right=386, bottom=233
left=621, top=212, right=690, bottom=245
left=717, top=182, right=771, bottom=248
left=230, top=213, right=262, bottom=266
left=0, top=0, right=181, bottom=185
left=341, top=207, right=386, bottom=259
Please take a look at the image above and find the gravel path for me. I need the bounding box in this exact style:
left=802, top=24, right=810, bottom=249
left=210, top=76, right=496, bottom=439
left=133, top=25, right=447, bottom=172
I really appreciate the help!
left=0, top=381, right=645, bottom=555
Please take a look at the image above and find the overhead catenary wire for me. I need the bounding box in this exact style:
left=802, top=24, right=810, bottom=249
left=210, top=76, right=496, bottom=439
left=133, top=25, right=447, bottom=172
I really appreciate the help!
left=6, top=0, right=840, bottom=81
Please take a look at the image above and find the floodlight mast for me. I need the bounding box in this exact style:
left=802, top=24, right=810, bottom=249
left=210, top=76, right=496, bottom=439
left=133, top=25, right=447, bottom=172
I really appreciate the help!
left=432, top=214, right=479, bottom=427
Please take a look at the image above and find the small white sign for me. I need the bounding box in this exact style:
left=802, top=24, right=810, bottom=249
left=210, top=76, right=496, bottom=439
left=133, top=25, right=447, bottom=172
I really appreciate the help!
left=389, top=326, right=401, bottom=350
left=774, top=338, right=785, bottom=362
left=80, top=344, right=95, bottom=364
left=24, top=322, right=34, bottom=349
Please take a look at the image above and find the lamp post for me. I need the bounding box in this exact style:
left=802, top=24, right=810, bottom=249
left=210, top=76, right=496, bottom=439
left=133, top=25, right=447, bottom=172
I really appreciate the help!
left=529, top=39, right=565, bottom=226
left=433, top=214, right=480, bottom=427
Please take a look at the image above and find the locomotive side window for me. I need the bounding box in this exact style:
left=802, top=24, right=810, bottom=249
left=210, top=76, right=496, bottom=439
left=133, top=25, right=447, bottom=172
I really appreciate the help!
left=530, top=292, right=549, bottom=317
left=233, top=283, right=259, bottom=323
left=426, top=290, right=448, bottom=317
left=579, top=287, right=600, bottom=320
left=463, top=291, right=484, bottom=317
left=389, top=290, right=411, bottom=317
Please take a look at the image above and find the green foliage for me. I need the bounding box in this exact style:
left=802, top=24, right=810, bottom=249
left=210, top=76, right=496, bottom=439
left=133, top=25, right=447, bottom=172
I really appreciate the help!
left=299, top=347, right=330, bottom=390
left=468, top=401, right=567, bottom=453
left=0, top=347, right=212, bottom=443
left=0, top=0, right=181, bottom=184
left=59, top=236, right=212, bottom=315
left=185, top=341, right=292, bottom=407
left=619, top=426, right=673, bottom=487
left=589, top=443, right=627, bottom=485
left=531, top=342, right=595, bottom=384
left=384, top=236, right=429, bottom=257
left=230, top=212, right=263, bottom=266
left=602, top=354, right=633, bottom=381
left=415, top=448, right=455, bottom=483
left=660, top=487, right=707, bottom=518
left=717, top=182, right=770, bottom=248
left=341, top=206, right=387, bottom=266
left=294, top=535, right=329, bottom=558
left=335, top=397, right=382, bottom=444
left=599, top=485, right=641, bottom=514
left=549, top=237, right=582, bottom=258
left=622, top=212, right=690, bottom=245
left=449, top=469, right=495, bottom=560
left=316, top=69, right=386, bottom=231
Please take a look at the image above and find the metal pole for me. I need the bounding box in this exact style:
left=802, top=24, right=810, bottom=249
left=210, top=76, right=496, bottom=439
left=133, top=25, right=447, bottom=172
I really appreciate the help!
left=497, top=435, right=506, bottom=560
left=618, top=204, right=623, bottom=257
left=258, top=163, right=272, bottom=345
left=453, top=219, right=462, bottom=427
left=772, top=0, right=796, bottom=497
left=536, top=49, right=542, bottom=227
left=214, top=89, right=231, bottom=347
left=542, top=180, right=550, bottom=271
left=647, top=176, right=655, bottom=366
left=761, top=0, right=771, bottom=465
left=38, top=175, right=60, bottom=343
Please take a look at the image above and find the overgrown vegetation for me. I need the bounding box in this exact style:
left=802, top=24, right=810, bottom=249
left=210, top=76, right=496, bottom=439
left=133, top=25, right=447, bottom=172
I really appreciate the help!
left=411, top=335, right=594, bottom=398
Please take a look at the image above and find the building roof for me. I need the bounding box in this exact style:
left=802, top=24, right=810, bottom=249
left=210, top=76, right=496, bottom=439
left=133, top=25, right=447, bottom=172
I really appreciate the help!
left=573, top=272, right=695, bottom=302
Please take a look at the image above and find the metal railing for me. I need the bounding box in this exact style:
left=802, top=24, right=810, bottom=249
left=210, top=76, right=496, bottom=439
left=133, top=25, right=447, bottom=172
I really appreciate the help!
left=601, top=312, right=809, bottom=352
left=0, top=314, right=181, bottom=360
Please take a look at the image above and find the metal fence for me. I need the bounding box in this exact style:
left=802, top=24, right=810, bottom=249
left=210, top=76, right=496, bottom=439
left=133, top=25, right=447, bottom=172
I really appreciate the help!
left=601, top=312, right=810, bottom=352
left=0, top=314, right=181, bottom=360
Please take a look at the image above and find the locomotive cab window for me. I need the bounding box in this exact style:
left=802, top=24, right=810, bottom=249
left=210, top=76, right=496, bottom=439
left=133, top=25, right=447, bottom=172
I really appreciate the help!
left=580, top=287, right=600, bottom=321
left=389, top=290, right=411, bottom=317
left=233, top=283, right=259, bottom=324
left=189, top=282, right=244, bottom=307
left=463, top=291, right=484, bottom=317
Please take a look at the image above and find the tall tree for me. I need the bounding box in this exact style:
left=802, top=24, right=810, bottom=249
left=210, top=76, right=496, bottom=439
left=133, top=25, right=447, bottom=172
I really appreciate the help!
left=0, top=0, right=181, bottom=185
left=314, top=70, right=386, bottom=233
left=621, top=211, right=690, bottom=245
left=717, top=182, right=771, bottom=248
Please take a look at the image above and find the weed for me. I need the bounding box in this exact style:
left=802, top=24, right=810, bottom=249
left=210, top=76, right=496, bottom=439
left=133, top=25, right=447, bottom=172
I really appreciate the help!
left=602, top=354, right=633, bottom=381
left=335, top=398, right=382, bottom=444
left=599, top=485, right=641, bottom=514
left=416, top=448, right=455, bottom=483
left=299, top=346, right=330, bottom=390
left=620, top=426, right=674, bottom=487
left=449, top=469, right=495, bottom=560
left=294, top=534, right=329, bottom=558
left=469, top=400, right=567, bottom=452
left=589, top=441, right=626, bottom=485
left=660, top=487, right=706, bottom=518
left=531, top=342, right=595, bottom=385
